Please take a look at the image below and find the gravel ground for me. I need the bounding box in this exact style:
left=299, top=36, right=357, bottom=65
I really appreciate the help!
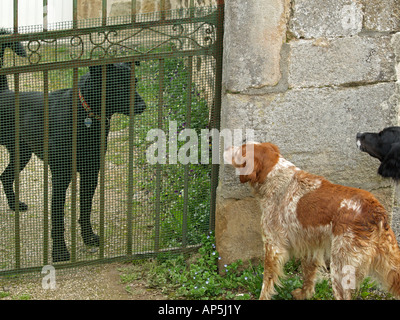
left=0, top=262, right=167, bottom=300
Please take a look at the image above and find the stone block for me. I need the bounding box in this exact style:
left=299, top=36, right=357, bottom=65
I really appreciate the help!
left=223, top=0, right=289, bottom=92
left=392, top=33, right=400, bottom=82
left=289, top=0, right=363, bottom=38
left=215, top=195, right=263, bottom=270
left=288, top=36, right=396, bottom=88
left=362, top=0, right=400, bottom=32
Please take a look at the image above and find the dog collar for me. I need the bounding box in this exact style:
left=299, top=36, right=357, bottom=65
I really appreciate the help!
left=78, top=89, right=105, bottom=125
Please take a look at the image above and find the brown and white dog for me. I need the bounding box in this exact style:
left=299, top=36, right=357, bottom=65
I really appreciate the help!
left=224, top=142, right=400, bottom=300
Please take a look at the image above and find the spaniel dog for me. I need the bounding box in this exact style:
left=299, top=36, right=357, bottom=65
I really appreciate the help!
left=224, top=142, right=400, bottom=300
left=357, top=126, right=400, bottom=180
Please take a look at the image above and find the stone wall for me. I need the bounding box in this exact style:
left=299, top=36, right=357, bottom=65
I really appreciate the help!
left=216, top=0, right=400, bottom=269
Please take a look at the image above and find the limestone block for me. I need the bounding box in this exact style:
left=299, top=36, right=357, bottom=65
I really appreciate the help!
left=289, top=36, right=396, bottom=88
left=220, top=83, right=398, bottom=194
left=289, top=0, right=363, bottom=38
left=223, top=0, right=289, bottom=92
left=392, top=33, right=400, bottom=84
left=362, top=0, right=400, bottom=32
left=215, top=195, right=263, bottom=270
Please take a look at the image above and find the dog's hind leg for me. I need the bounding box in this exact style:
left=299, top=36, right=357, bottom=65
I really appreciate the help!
left=330, top=234, right=373, bottom=300
left=0, top=140, right=32, bottom=211
left=79, top=169, right=100, bottom=247
left=371, top=228, right=400, bottom=298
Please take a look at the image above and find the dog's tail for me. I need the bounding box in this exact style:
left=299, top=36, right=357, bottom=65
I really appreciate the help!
left=372, top=223, right=400, bottom=298
left=0, top=28, right=27, bottom=91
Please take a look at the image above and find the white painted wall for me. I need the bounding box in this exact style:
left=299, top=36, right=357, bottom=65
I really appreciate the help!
left=1, top=0, right=73, bottom=30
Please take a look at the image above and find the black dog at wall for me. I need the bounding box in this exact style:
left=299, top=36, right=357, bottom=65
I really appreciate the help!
left=0, top=33, right=146, bottom=262
left=356, top=126, right=400, bottom=181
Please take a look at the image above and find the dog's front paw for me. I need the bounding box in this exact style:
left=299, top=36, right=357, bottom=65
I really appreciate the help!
left=52, top=245, right=70, bottom=263
left=291, top=288, right=313, bottom=300
left=82, top=232, right=100, bottom=247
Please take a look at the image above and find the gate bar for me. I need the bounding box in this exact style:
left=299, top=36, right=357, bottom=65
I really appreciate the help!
left=13, top=0, right=18, bottom=33
left=154, top=58, right=165, bottom=253
left=14, top=72, right=21, bottom=270
left=102, top=0, right=108, bottom=27
left=99, top=65, right=107, bottom=259
left=127, top=60, right=136, bottom=256
left=181, top=0, right=196, bottom=247
left=42, top=0, right=49, bottom=267
left=0, top=49, right=214, bottom=76
left=209, top=0, right=224, bottom=230
left=43, top=70, right=50, bottom=265
left=131, top=0, right=137, bottom=24
left=161, top=0, right=166, bottom=21
left=182, top=55, right=193, bottom=248
left=73, top=0, right=78, bottom=29
left=13, top=0, right=20, bottom=270
left=0, top=244, right=201, bottom=277
left=70, top=68, right=79, bottom=263
left=43, top=0, right=48, bottom=31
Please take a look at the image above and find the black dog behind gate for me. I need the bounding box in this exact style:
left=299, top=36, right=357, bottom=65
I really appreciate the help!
left=0, top=32, right=147, bottom=262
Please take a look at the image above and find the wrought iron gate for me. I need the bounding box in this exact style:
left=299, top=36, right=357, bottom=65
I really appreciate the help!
left=0, top=0, right=224, bottom=275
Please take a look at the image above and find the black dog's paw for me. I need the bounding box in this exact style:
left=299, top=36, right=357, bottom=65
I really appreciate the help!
left=52, top=247, right=71, bottom=263
left=82, top=233, right=100, bottom=247
left=9, top=201, right=28, bottom=212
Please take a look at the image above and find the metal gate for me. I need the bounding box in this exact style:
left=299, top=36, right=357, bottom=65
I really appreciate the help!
left=0, top=0, right=223, bottom=275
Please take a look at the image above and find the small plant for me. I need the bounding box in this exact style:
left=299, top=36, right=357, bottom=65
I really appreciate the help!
left=145, top=231, right=265, bottom=299
left=0, top=291, right=11, bottom=299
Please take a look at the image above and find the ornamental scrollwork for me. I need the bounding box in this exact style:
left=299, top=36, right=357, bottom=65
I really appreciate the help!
left=23, top=14, right=217, bottom=65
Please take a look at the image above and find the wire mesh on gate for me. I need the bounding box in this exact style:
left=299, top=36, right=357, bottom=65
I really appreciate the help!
left=0, top=4, right=223, bottom=275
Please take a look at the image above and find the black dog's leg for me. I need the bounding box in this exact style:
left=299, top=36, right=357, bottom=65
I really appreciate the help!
left=79, top=170, right=100, bottom=247
left=50, top=168, right=71, bottom=262
left=0, top=141, right=32, bottom=211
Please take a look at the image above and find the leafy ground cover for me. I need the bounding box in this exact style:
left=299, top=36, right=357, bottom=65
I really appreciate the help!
left=119, top=232, right=395, bottom=300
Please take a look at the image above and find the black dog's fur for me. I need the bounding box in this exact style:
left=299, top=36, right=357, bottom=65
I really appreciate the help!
left=356, top=126, right=400, bottom=181
left=0, top=31, right=146, bottom=262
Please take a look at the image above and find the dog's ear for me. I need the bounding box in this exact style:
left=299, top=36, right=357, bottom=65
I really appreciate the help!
left=239, top=170, right=257, bottom=184
left=378, top=142, right=400, bottom=181
left=0, top=29, right=27, bottom=62
left=11, top=41, right=26, bottom=58
left=238, top=148, right=261, bottom=185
